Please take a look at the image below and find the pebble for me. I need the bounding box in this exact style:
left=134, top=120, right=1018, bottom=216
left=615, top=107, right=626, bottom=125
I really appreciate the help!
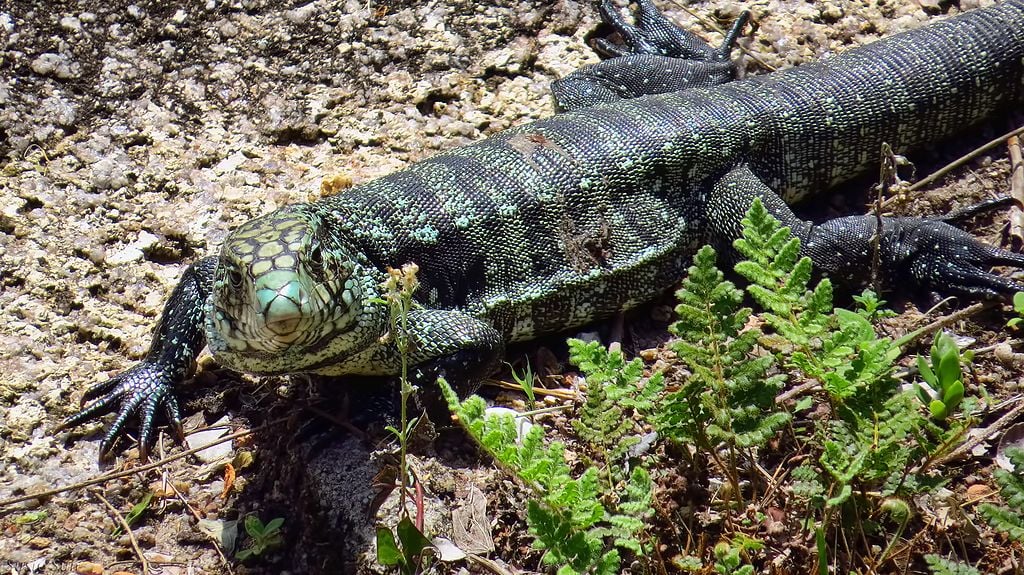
left=5, top=399, right=46, bottom=435
left=30, top=52, right=78, bottom=79
left=59, top=16, right=82, bottom=33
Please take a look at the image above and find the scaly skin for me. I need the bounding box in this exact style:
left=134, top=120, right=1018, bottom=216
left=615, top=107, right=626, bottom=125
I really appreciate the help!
left=63, top=0, right=1024, bottom=459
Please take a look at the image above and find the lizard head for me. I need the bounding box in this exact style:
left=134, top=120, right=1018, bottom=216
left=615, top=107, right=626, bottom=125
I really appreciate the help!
left=205, top=205, right=382, bottom=372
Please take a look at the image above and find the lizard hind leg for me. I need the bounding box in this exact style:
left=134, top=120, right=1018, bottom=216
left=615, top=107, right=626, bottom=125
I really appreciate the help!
left=552, top=0, right=749, bottom=111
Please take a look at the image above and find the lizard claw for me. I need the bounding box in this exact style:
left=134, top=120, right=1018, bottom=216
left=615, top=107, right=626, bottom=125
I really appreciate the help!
left=896, top=219, right=1024, bottom=298
left=60, top=361, right=183, bottom=461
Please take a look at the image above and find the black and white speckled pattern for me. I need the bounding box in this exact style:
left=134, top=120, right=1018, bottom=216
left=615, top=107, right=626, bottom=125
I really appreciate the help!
left=63, top=0, right=1024, bottom=458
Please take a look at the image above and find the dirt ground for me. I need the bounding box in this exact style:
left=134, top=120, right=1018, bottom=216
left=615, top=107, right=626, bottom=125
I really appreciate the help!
left=1, top=0, right=1022, bottom=573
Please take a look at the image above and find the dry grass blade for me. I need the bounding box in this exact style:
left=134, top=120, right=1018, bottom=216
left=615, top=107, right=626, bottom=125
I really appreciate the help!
left=484, top=378, right=577, bottom=401
left=939, top=399, right=1024, bottom=465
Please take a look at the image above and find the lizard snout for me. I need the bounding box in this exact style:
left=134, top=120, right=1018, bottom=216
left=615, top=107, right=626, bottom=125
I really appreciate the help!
left=256, top=279, right=311, bottom=338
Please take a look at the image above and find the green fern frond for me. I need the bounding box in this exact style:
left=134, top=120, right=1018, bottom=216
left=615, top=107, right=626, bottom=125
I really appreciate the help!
left=980, top=447, right=1024, bottom=543
left=923, top=554, right=982, bottom=575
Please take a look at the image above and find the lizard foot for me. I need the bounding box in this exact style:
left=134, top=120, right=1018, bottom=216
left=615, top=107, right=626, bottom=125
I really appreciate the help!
left=595, top=0, right=748, bottom=61
left=893, top=219, right=1024, bottom=299
left=59, top=361, right=184, bottom=461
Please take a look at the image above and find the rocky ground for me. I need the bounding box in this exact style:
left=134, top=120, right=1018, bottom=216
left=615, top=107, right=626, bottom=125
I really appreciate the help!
left=1, top=0, right=1021, bottom=573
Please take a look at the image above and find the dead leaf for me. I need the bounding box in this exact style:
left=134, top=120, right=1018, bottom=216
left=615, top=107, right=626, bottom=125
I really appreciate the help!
left=432, top=536, right=467, bottom=561
left=452, top=485, right=494, bottom=554
left=996, top=422, right=1024, bottom=471
left=222, top=463, right=236, bottom=499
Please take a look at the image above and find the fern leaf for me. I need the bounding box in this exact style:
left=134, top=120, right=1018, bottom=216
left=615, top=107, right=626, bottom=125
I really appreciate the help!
left=923, top=554, right=982, bottom=575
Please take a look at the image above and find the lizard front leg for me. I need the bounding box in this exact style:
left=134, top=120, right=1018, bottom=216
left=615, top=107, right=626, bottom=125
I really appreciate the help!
left=706, top=165, right=1024, bottom=298
left=349, top=308, right=504, bottom=424
left=60, top=256, right=219, bottom=460
left=404, top=309, right=504, bottom=419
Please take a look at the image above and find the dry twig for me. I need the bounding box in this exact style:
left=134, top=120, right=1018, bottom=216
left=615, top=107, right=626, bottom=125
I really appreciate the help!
left=1008, top=134, right=1024, bottom=248
left=0, top=417, right=290, bottom=511
left=880, top=124, right=1024, bottom=212
left=939, top=399, right=1024, bottom=464
left=92, top=489, right=150, bottom=575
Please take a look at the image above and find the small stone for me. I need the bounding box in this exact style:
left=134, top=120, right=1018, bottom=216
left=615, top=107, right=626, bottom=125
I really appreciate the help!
left=820, top=5, right=844, bottom=22
left=74, top=561, right=104, bottom=575
left=285, top=3, right=317, bottom=24
left=90, top=157, right=131, bottom=190
left=638, top=348, right=658, bottom=362
left=213, top=151, right=246, bottom=174
left=218, top=20, right=238, bottom=38
left=30, top=53, right=78, bottom=79
left=59, top=16, right=82, bottom=33
left=185, top=416, right=234, bottom=463
left=966, top=484, right=993, bottom=500
left=6, top=399, right=46, bottom=435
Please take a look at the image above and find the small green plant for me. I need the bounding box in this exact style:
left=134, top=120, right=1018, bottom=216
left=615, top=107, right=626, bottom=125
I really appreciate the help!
left=236, top=515, right=284, bottom=560
left=915, top=331, right=970, bottom=420
left=509, top=359, right=537, bottom=410
left=373, top=263, right=434, bottom=573
left=734, top=200, right=900, bottom=405
left=113, top=492, right=152, bottom=536
left=723, top=200, right=977, bottom=572
left=568, top=339, right=663, bottom=482
left=378, top=263, right=422, bottom=511
left=441, top=379, right=653, bottom=574
left=13, top=510, right=47, bottom=525
left=979, top=446, right=1024, bottom=542
left=924, top=554, right=981, bottom=575
left=712, top=535, right=763, bottom=575
left=1008, top=291, right=1024, bottom=329
left=376, top=516, right=433, bottom=575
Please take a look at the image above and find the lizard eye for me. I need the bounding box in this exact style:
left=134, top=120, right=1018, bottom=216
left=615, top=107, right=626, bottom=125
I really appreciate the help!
left=308, top=242, right=324, bottom=266
left=227, top=268, right=244, bottom=288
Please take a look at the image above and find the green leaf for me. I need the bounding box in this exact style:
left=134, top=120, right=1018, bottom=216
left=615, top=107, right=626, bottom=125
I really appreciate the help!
left=396, top=516, right=431, bottom=559
left=924, top=554, right=981, bottom=575
left=122, top=492, right=153, bottom=531
left=936, top=347, right=961, bottom=387
left=794, top=396, right=814, bottom=412
left=929, top=399, right=948, bottom=420
left=942, top=380, right=964, bottom=410
left=815, top=527, right=828, bottom=575
left=264, top=517, right=284, bottom=535
left=376, top=527, right=405, bottom=566
left=244, top=514, right=264, bottom=538
left=14, top=511, right=47, bottom=525
left=826, top=484, right=852, bottom=507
